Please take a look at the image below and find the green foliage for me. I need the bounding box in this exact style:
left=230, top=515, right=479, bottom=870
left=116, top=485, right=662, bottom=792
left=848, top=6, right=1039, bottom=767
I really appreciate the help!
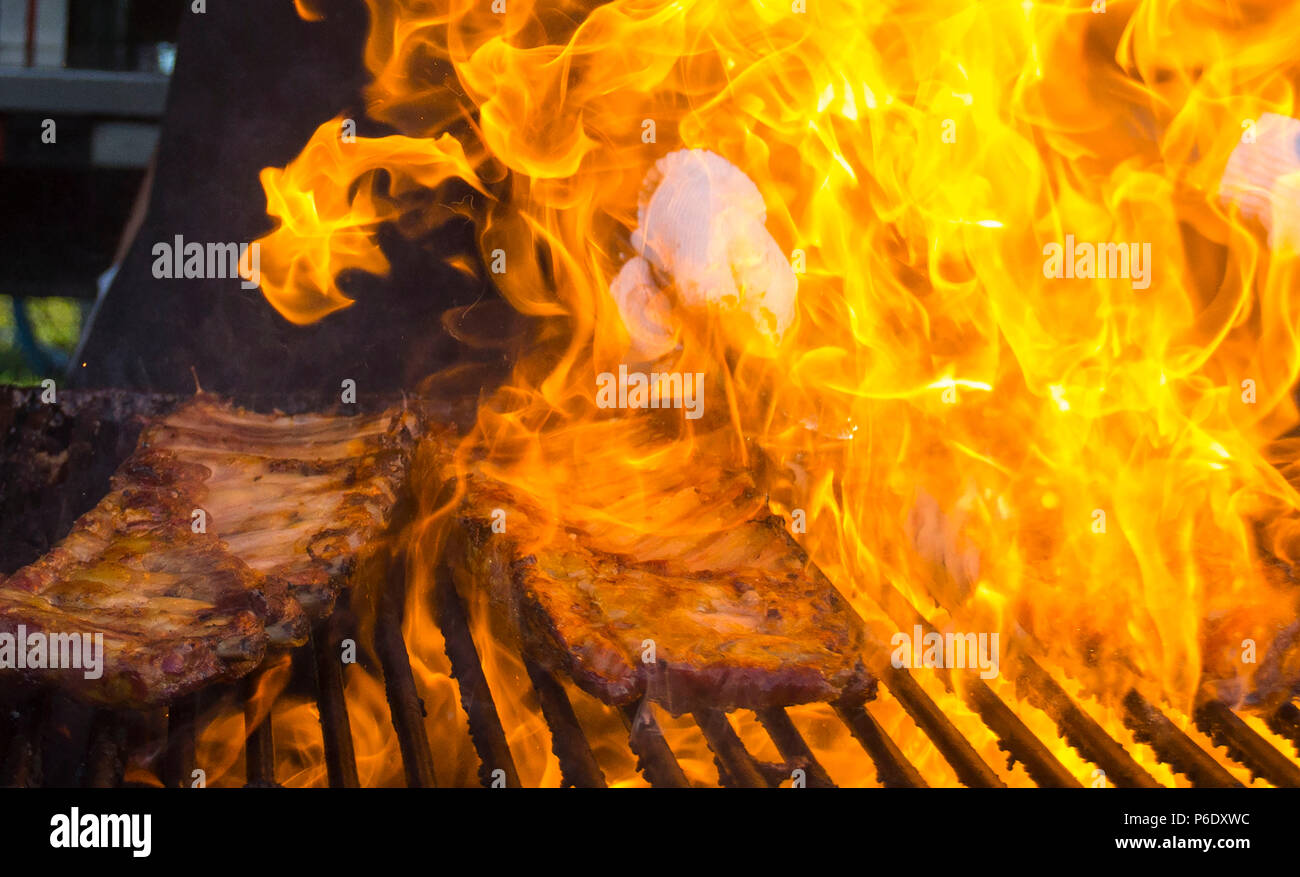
left=0, top=296, right=84, bottom=385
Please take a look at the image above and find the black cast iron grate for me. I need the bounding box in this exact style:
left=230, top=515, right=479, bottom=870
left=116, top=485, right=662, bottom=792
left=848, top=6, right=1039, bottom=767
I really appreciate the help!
left=3, top=387, right=1299, bottom=789
left=3, top=557, right=1299, bottom=789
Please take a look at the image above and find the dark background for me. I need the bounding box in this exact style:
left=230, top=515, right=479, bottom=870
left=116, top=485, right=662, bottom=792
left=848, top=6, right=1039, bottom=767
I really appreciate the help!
left=6, top=0, right=488, bottom=396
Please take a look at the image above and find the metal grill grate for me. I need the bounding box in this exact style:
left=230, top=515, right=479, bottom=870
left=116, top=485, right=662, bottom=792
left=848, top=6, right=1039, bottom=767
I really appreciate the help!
left=4, top=558, right=1300, bottom=789
left=3, top=389, right=1298, bottom=789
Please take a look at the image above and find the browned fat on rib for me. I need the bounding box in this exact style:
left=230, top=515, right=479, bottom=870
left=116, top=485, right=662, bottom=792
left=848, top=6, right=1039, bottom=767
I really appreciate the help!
left=0, top=456, right=268, bottom=708
left=139, top=395, right=419, bottom=620
left=437, top=428, right=874, bottom=714
left=0, top=395, right=418, bottom=707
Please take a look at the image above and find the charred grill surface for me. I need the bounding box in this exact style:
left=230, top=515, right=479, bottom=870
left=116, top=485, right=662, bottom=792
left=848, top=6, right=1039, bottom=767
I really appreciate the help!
left=755, top=707, right=837, bottom=788
left=619, top=700, right=690, bottom=788
left=1122, top=690, right=1242, bottom=788
left=833, top=699, right=929, bottom=788
left=4, top=389, right=1300, bottom=787
left=433, top=565, right=521, bottom=789
left=1194, top=699, right=1300, bottom=787
left=311, top=614, right=360, bottom=788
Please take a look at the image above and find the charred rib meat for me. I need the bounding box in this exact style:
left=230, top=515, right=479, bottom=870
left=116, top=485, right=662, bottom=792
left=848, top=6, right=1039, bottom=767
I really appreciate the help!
left=0, top=394, right=417, bottom=706
left=434, top=426, right=875, bottom=714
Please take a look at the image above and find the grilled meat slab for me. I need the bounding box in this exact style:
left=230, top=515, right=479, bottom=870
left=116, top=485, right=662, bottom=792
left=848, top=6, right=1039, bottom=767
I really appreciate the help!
left=0, top=394, right=417, bottom=706
left=0, top=448, right=268, bottom=706
left=434, top=425, right=875, bottom=713
left=140, top=395, right=418, bottom=619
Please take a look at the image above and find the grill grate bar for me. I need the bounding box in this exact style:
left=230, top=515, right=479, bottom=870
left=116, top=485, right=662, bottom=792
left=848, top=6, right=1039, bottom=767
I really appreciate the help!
left=41, top=695, right=95, bottom=786
left=1, top=692, right=44, bottom=787
left=242, top=670, right=277, bottom=787
left=0, top=696, right=13, bottom=769
left=1121, top=691, right=1241, bottom=788
left=883, top=667, right=1005, bottom=787
left=695, top=709, right=770, bottom=788
left=311, top=615, right=360, bottom=788
left=523, top=657, right=607, bottom=788
left=83, top=709, right=127, bottom=788
left=375, top=554, right=437, bottom=788
left=1015, top=658, right=1161, bottom=788
left=963, top=679, right=1081, bottom=787
left=833, top=700, right=928, bottom=787
left=1265, top=701, right=1300, bottom=754
left=1194, top=699, right=1300, bottom=787
left=433, top=567, right=521, bottom=789
left=755, top=707, right=836, bottom=788
left=619, top=700, right=690, bottom=788
left=12, top=581, right=1300, bottom=791
left=163, top=694, right=198, bottom=789
left=872, top=579, right=1077, bottom=785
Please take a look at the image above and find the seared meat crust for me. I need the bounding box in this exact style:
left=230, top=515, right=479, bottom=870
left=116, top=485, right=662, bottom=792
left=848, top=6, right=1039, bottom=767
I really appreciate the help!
left=0, top=394, right=417, bottom=706
left=435, top=428, right=874, bottom=713
left=139, top=395, right=418, bottom=619
left=0, top=448, right=267, bottom=706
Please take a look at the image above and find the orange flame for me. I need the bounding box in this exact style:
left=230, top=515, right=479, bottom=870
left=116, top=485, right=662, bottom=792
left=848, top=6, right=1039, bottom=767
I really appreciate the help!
left=240, top=0, right=1300, bottom=784
left=257, top=116, right=487, bottom=324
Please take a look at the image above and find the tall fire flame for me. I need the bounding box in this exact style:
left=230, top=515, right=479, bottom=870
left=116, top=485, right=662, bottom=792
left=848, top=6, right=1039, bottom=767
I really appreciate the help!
left=237, top=0, right=1300, bottom=786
